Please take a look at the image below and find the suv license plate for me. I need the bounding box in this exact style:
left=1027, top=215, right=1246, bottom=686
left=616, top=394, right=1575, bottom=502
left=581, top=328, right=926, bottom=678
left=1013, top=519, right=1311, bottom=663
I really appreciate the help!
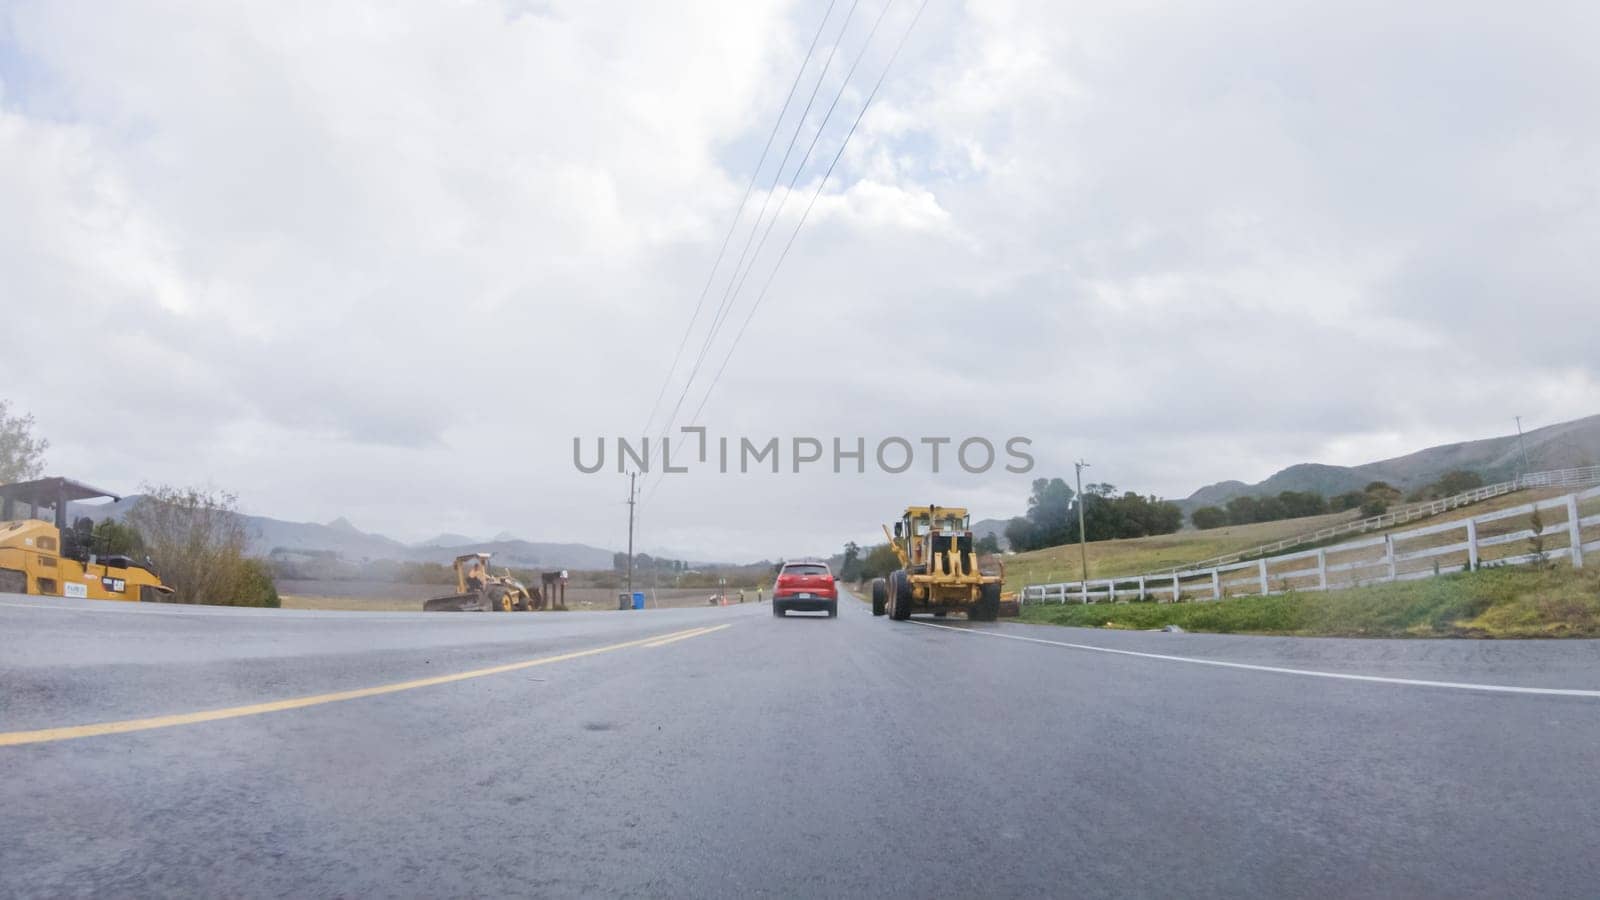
left=798, top=592, right=813, bottom=599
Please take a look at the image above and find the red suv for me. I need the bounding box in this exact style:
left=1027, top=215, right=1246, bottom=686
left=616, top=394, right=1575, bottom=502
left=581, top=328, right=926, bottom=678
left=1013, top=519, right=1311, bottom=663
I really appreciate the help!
left=772, top=560, right=838, bottom=618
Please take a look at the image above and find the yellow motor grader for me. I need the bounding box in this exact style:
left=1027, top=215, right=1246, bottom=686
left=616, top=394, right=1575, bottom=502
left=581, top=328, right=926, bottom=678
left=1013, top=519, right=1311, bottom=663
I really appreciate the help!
left=870, top=504, right=1008, bottom=621
left=423, top=552, right=540, bottom=612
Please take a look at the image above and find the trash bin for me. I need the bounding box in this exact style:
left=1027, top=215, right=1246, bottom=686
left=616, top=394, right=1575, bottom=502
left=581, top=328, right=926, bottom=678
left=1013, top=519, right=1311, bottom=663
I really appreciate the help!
left=618, top=592, right=631, bottom=610
left=632, top=591, right=645, bottom=610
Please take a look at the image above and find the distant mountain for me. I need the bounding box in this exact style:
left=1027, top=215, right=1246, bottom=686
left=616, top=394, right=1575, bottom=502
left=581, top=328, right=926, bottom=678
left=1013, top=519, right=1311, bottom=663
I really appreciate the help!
left=970, top=517, right=1011, bottom=550
left=407, top=539, right=614, bottom=571
left=71, top=496, right=413, bottom=560
left=1184, top=465, right=1363, bottom=509
left=963, top=413, right=1600, bottom=530
left=1183, top=480, right=1252, bottom=508
left=69, top=496, right=617, bottom=571
left=1182, top=413, right=1600, bottom=511
left=248, top=513, right=412, bottom=560
left=415, top=532, right=478, bottom=548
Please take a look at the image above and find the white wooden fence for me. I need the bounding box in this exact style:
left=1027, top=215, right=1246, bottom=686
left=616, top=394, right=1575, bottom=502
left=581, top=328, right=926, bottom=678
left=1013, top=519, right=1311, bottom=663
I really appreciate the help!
left=1147, top=465, right=1600, bottom=578
left=1022, top=483, right=1600, bottom=605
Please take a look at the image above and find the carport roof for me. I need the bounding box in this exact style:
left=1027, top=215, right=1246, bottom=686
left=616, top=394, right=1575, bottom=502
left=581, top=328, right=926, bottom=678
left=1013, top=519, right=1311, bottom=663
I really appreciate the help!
left=0, top=477, right=120, bottom=507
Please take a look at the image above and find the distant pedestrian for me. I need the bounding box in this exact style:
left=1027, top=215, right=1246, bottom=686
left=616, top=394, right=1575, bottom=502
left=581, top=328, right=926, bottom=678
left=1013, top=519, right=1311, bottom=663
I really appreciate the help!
left=738, top=589, right=746, bottom=604
left=756, top=587, right=763, bottom=603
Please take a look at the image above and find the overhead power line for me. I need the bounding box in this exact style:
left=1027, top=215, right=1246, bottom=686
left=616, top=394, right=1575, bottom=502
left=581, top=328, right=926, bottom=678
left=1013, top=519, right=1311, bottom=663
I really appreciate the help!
left=643, top=0, right=930, bottom=507
left=652, top=0, right=868, bottom=453
left=682, top=0, right=930, bottom=443
left=688, top=0, right=893, bottom=386
left=631, top=0, right=848, bottom=567
left=638, top=0, right=843, bottom=440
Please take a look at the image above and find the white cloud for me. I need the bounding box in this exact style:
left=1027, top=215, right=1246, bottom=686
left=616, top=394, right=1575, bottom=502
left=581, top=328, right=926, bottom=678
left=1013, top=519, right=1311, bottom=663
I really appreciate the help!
left=3, top=0, right=1596, bottom=560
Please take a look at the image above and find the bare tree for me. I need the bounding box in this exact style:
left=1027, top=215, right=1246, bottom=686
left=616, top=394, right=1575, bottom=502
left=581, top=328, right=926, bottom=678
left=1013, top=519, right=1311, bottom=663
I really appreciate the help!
left=126, top=484, right=276, bottom=606
left=0, top=399, right=49, bottom=484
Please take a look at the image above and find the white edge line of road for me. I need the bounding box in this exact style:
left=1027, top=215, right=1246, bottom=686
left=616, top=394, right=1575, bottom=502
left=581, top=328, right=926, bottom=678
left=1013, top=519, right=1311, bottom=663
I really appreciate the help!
left=908, top=619, right=1600, bottom=698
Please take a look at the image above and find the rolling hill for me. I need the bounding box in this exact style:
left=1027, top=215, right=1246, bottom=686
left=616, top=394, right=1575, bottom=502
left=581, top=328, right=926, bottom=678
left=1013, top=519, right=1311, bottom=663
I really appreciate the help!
left=1181, top=413, right=1599, bottom=511
left=404, top=538, right=614, bottom=570
left=972, top=413, right=1599, bottom=538
left=971, top=517, right=1011, bottom=549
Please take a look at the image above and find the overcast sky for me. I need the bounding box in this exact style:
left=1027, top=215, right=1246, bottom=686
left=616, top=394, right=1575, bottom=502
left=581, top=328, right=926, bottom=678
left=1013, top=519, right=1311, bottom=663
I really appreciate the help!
left=3, top=0, right=1596, bottom=561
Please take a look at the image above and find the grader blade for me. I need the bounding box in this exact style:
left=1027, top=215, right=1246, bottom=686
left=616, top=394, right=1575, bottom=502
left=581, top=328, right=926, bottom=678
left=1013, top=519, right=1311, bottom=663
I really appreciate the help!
left=423, top=593, right=483, bottom=612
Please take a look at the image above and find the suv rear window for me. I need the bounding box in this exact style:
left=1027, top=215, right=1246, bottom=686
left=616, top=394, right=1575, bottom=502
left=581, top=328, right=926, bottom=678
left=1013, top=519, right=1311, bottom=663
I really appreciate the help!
left=781, top=563, right=829, bottom=577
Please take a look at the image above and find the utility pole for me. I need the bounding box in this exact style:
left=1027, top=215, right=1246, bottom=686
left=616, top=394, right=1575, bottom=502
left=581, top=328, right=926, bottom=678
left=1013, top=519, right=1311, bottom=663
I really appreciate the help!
left=1514, top=416, right=1530, bottom=482
left=1074, top=459, right=1090, bottom=585
left=625, top=471, right=637, bottom=598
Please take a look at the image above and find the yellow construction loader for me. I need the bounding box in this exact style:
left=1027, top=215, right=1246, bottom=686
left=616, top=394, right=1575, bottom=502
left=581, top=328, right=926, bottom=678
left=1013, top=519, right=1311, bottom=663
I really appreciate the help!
left=870, top=504, right=1006, bottom=621
left=423, top=552, right=539, bottom=612
left=0, top=477, right=173, bottom=602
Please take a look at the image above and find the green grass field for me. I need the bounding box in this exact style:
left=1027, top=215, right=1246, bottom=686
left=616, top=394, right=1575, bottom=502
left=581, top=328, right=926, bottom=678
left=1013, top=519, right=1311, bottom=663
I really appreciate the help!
left=1001, top=512, right=1352, bottom=589
left=1017, top=565, right=1600, bottom=638
left=1004, top=487, right=1576, bottom=588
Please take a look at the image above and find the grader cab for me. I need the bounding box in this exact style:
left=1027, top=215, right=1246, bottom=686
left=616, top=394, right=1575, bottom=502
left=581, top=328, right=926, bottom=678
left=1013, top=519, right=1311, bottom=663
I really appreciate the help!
left=870, top=505, right=1006, bottom=621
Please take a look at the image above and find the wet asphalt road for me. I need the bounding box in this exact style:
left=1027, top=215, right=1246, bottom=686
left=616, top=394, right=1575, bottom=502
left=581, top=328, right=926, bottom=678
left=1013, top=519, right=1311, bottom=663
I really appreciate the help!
left=4, top=590, right=1600, bottom=898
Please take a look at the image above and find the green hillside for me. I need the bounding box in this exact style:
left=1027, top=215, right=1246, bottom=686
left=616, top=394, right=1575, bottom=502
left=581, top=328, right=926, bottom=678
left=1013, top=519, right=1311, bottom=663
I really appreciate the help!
left=1182, top=413, right=1599, bottom=511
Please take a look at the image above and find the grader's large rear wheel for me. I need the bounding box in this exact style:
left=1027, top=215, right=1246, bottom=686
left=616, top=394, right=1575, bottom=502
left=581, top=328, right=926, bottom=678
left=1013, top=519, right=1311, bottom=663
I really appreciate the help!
left=870, top=578, right=887, bottom=616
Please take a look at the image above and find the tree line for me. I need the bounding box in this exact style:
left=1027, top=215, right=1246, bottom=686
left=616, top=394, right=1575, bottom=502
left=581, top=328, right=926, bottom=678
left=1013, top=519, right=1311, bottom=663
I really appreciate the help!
left=611, top=552, right=697, bottom=574
left=1190, top=489, right=1343, bottom=529
left=1003, top=478, right=1183, bottom=552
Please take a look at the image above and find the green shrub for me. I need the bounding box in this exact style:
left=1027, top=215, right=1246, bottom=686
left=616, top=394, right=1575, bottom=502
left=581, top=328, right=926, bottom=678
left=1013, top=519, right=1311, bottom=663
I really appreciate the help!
left=233, top=558, right=281, bottom=608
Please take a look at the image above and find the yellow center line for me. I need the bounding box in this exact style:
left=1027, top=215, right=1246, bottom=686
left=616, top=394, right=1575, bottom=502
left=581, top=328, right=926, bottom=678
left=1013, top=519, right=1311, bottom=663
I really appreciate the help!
left=0, top=624, right=725, bottom=748
left=642, top=623, right=730, bottom=647
left=641, top=625, right=714, bottom=646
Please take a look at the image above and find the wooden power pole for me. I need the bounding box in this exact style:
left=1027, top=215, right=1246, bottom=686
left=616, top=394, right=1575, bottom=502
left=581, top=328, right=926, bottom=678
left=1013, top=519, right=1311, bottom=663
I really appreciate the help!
left=625, top=471, right=637, bottom=597
left=1075, top=459, right=1091, bottom=587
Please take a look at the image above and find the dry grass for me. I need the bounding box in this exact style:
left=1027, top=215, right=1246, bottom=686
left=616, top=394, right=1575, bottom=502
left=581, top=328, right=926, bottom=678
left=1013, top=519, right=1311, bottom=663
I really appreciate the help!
left=281, top=585, right=748, bottom=612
